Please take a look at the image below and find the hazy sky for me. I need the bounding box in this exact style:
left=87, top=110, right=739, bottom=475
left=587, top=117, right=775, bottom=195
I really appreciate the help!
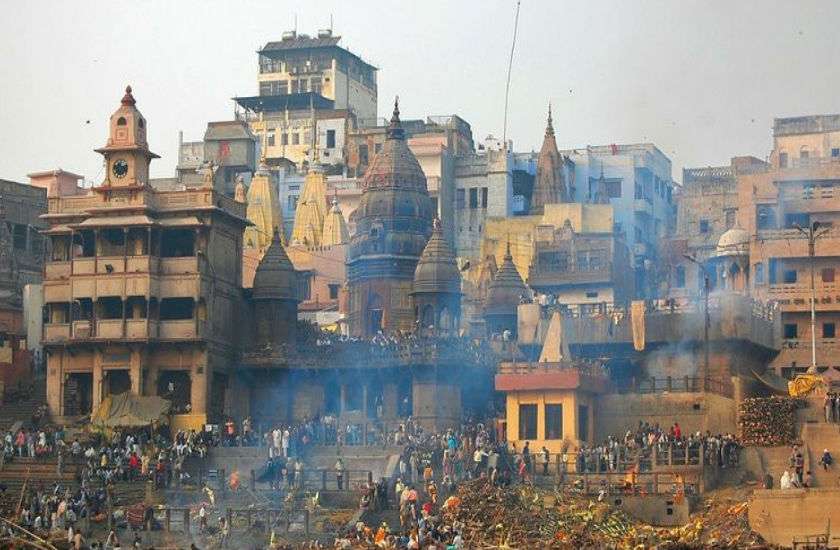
left=2, top=0, right=838, bottom=184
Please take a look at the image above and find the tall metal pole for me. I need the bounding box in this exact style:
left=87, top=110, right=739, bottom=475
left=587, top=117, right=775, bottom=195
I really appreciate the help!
left=704, top=272, right=710, bottom=388
left=808, top=225, right=817, bottom=372
left=683, top=253, right=710, bottom=389
left=501, top=0, right=521, bottom=147
left=796, top=222, right=824, bottom=373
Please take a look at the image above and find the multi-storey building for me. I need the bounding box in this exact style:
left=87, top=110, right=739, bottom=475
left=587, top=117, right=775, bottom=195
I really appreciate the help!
left=40, top=87, right=248, bottom=426
left=174, top=121, right=257, bottom=196
left=234, top=29, right=377, bottom=170
left=741, top=114, right=840, bottom=378
left=562, top=144, right=677, bottom=298
left=0, top=178, right=48, bottom=288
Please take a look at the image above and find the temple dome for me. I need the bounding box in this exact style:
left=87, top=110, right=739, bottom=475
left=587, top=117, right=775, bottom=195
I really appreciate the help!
left=252, top=230, right=298, bottom=301
left=715, top=226, right=750, bottom=257
left=484, top=242, right=528, bottom=315
left=413, top=219, right=461, bottom=295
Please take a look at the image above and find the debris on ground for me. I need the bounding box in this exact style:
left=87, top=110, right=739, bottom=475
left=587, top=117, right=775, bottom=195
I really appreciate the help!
left=439, top=479, right=773, bottom=549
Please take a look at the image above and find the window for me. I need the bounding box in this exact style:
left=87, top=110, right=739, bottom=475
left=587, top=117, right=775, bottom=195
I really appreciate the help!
left=675, top=266, right=686, bottom=288
left=281, top=133, right=289, bottom=146
left=783, top=270, right=797, bottom=284
left=469, top=188, right=478, bottom=209
left=374, top=143, right=382, bottom=153
left=267, top=131, right=275, bottom=147
left=832, top=148, right=840, bottom=158
left=822, top=268, right=835, bottom=283
left=785, top=213, right=809, bottom=229
left=613, top=222, right=623, bottom=235
left=577, top=405, right=589, bottom=442
left=757, top=206, right=775, bottom=230
left=292, top=133, right=300, bottom=145
left=755, top=263, right=765, bottom=284
left=456, top=189, right=465, bottom=209
left=585, top=291, right=599, bottom=299
left=779, top=152, right=788, bottom=168
left=328, top=284, right=339, bottom=300
left=824, top=323, right=836, bottom=339
left=699, top=220, right=710, bottom=233
left=725, top=210, right=736, bottom=229
left=783, top=323, right=798, bottom=339
left=518, top=404, right=537, bottom=441
left=800, top=147, right=809, bottom=159
left=544, top=404, right=563, bottom=440
left=481, top=187, right=489, bottom=208
left=159, top=298, right=195, bottom=321
left=288, top=195, right=298, bottom=210
left=116, top=117, right=127, bottom=126
left=326, top=129, right=336, bottom=149
left=576, top=252, right=589, bottom=270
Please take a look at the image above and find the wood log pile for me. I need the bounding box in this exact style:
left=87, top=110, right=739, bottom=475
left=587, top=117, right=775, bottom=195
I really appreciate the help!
left=738, top=397, right=800, bottom=447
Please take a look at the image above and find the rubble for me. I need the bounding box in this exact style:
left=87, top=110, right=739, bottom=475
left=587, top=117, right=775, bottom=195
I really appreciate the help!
left=738, top=397, right=801, bottom=447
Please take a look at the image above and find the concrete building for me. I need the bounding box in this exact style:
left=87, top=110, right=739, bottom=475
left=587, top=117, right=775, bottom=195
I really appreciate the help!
left=0, top=178, right=48, bottom=288
left=40, top=87, right=249, bottom=428
left=234, top=29, right=377, bottom=170
left=666, top=157, right=767, bottom=297
left=561, top=144, right=677, bottom=298
left=739, top=114, right=840, bottom=377
left=174, top=121, right=257, bottom=196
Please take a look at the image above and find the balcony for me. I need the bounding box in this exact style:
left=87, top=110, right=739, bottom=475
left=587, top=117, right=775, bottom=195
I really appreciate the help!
left=96, top=320, right=124, bottom=339
left=45, top=262, right=71, bottom=280
left=72, top=258, right=95, bottom=275
left=44, top=281, right=71, bottom=303
left=72, top=320, right=92, bottom=339
left=765, top=283, right=840, bottom=311
left=44, top=324, right=70, bottom=342
left=528, top=266, right=613, bottom=289
left=160, top=257, right=199, bottom=275
left=159, top=320, right=204, bottom=340
left=778, top=183, right=840, bottom=213
left=634, top=198, right=653, bottom=216
left=126, top=319, right=158, bottom=339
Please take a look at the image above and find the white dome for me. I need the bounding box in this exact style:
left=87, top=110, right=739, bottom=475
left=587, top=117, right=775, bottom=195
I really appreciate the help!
left=715, top=226, right=750, bottom=257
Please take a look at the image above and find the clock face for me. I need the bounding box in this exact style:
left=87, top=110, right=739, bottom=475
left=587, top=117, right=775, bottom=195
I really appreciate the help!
left=112, top=159, right=129, bottom=178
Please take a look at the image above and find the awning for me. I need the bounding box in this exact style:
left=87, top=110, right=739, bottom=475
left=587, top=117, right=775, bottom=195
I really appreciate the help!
left=41, top=225, right=73, bottom=235
left=158, top=216, right=203, bottom=227
left=75, top=215, right=154, bottom=228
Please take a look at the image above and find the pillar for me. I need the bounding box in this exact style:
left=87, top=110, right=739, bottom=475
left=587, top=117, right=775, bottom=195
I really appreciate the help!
left=130, top=349, right=141, bottom=395
left=92, top=358, right=103, bottom=413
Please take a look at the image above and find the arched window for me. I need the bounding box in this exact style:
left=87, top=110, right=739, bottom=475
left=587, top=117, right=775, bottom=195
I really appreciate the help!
left=800, top=146, right=809, bottom=159
left=117, top=117, right=127, bottom=126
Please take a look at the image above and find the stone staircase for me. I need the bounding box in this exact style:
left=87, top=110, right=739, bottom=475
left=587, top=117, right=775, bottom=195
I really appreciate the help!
left=0, top=378, right=47, bottom=431
left=801, top=422, right=840, bottom=488
left=0, top=456, right=148, bottom=510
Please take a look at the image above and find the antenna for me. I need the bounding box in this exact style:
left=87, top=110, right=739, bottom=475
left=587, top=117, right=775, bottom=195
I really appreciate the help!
left=294, top=13, right=298, bottom=34
left=330, top=13, right=334, bottom=33
left=502, top=0, right=522, bottom=149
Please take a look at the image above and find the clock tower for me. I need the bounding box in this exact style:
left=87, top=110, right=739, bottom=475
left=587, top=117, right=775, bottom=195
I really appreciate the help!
left=95, top=86, right=159, bottom=187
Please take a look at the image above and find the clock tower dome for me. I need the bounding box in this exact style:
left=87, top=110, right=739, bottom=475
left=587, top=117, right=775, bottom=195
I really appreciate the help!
left=95, top=86, right=160, bottom=187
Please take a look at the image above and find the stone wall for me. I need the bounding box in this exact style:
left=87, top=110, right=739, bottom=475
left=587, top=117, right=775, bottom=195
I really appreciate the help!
left=595, top=391, right=737, bottom=441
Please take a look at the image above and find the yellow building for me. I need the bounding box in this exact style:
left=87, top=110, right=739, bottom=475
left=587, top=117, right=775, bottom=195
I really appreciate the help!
left=478, top=203, right=614, bottom=279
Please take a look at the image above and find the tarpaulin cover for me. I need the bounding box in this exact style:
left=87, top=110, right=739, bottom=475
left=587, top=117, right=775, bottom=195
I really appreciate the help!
left=91, top=392, right=171, bottom=428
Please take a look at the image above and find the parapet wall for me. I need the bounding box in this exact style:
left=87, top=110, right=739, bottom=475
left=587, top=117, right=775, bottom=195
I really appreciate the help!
left=595, top=391, right=737, bottom=441
left=749, top=488, right=840, bottom=547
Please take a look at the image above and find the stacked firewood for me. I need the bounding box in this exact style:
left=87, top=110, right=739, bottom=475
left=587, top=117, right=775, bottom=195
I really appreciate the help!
left=738, top=397, right=799, bottom=446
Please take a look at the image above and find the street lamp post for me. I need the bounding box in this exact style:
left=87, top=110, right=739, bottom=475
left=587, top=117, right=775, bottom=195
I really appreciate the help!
left=684, top=254, right=710, bottom=389
left=794, top=221, right=829, bottom=373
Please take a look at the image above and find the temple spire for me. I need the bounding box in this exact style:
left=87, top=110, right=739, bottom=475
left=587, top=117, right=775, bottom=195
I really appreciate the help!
left=387, top=95, right=405, bottom=140
left=546, top=102, right=554, bottom=136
